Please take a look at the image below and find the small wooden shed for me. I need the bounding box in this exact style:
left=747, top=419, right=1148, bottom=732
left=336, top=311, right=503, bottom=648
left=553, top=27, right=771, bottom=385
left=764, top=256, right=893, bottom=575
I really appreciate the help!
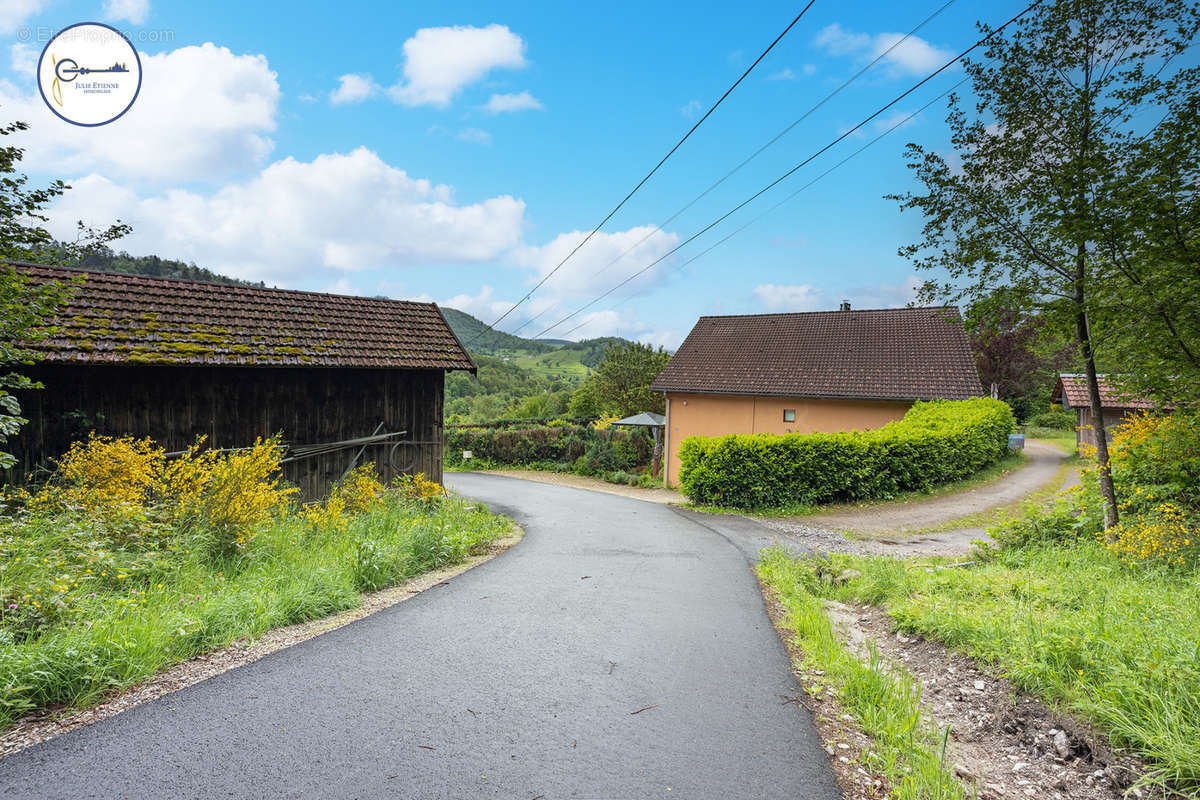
left=7, top=262, right=475, bottom=496
left=1050, top=374, right=1157, bottom=451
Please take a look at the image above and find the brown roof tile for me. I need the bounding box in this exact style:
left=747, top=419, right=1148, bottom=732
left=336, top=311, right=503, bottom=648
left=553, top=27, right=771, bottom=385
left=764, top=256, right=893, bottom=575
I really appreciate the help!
left=1051, top=375, right=1156, bottom=410
left=651, top=307, right=982, bottom=401
left=12, top=262, right=475, bottom=371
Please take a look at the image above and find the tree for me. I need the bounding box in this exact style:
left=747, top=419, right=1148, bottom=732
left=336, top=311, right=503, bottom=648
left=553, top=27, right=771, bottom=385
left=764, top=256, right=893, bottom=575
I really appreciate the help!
left=573, top=342, right=671, bottom=419
left=1091, top=89, right=1200, bottom=409
left=0, top=119, right=129, bottom=467
left=892, top=0, right=1200, bottom=530
left=965, top=293, right=1075, bottom=420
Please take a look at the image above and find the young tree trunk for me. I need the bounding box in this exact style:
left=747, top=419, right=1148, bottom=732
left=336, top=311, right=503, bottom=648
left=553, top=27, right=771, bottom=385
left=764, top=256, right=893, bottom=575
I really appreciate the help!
left=1075, top=295, right=1120, bottom=531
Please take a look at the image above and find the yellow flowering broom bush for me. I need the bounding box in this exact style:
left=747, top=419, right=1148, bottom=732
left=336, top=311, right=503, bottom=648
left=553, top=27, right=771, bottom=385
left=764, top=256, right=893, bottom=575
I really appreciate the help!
left=994, top=411, right=1200, bottom=568
left=36, top=434, right=164, bottom=518
left=298, top=464, right=386, bottom=532
left=0, top=434, right=511, bottom=727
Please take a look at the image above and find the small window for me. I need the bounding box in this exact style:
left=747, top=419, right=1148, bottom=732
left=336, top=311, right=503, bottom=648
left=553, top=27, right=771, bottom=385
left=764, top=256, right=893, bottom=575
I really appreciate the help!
left=783, top=409, right=796, bottom=422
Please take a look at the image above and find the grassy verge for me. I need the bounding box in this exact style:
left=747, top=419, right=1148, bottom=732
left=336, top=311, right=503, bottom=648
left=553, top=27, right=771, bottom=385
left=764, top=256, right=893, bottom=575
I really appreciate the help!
left=1023, top=427, right=1078, bottom=453
left=687, top=450, right=1030, bottom=518
left=0, top=493, right=511, bottom=729
left=777, top=543, right=1200, bottom=794
left=757, top=548, right=964, bottom=800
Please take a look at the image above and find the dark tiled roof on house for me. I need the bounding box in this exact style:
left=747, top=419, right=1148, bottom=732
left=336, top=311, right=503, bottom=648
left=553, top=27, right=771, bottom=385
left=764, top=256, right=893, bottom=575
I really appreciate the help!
left=651, top=307, right=982, bottom=401
left=12, top=262, right=475, bottom=371
left=1051, top=374, right=1156, bottom=410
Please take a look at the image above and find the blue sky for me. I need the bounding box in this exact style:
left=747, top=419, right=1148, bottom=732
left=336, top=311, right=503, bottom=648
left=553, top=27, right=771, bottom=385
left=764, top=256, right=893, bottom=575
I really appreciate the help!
left=1, top=0, right=1027, bottom=347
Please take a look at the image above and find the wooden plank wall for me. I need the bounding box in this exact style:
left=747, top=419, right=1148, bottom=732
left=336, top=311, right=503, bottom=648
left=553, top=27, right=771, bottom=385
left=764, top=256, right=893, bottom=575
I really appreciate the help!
left=10, top=365, right=445, bottom=497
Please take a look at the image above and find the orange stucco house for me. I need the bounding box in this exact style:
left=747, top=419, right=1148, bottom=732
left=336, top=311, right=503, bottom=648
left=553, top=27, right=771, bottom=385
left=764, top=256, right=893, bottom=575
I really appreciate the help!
left=650, top=306, right=984, bottom=486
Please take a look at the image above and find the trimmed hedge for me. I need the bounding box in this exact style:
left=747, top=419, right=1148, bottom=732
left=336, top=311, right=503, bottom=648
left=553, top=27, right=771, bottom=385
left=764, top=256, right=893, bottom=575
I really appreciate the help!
left=445, top=425, right=652, bottom=474
left=678, top=398, right=1015, bottom=509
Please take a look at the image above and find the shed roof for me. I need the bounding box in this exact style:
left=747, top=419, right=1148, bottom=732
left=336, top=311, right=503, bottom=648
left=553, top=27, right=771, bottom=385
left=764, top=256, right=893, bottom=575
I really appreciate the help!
left=1051, top=374, right=1156, bottom=410
left=651, top=307, right=982, bottom=401
left=11, top=262, right=475, bottom=371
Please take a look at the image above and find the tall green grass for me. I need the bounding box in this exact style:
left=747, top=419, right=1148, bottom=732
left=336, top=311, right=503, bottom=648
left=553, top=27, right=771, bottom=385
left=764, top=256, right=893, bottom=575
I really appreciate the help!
left=787, top=543, right=1200, bottom=795
left=0, top=494, right=510, bottom=728
left=758, top=549, right=965, bottom=800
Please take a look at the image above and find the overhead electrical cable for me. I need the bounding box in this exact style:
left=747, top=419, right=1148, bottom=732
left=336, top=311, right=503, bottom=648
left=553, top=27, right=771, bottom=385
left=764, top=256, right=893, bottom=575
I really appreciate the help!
left=554, top=74, right=975, bottom=339
left=506, top=0, right=959, bottom=338
left=528, top=0, right=1043, bottom=340
left=466, top=1, right=819, bottom=345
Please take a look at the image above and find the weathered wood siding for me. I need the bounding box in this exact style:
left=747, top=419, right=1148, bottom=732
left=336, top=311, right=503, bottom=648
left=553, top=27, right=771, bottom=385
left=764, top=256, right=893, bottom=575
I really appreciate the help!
left=1073, top=407, right=1135, bottom=452
left=10, top=364, right=445, bottom=497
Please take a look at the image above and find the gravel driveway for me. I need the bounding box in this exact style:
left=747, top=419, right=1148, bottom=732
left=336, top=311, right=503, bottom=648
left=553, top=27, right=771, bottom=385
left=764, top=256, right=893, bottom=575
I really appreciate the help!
left=0, top=473, right=839, bottom=800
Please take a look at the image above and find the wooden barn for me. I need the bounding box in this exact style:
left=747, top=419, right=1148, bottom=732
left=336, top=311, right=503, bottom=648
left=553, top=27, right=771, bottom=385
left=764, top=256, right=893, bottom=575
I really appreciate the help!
left=7, top=262, right=476, bottom=497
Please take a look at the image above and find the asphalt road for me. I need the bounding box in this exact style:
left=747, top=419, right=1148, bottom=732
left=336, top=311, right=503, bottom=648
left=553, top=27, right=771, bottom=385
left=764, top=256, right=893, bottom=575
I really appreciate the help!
left=0, top=473, right=840, bottom=800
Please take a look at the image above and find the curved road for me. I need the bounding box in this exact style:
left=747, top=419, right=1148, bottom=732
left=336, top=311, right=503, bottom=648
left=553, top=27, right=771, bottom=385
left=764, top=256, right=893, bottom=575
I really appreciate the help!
left=0, top=473, right=839, bottom=800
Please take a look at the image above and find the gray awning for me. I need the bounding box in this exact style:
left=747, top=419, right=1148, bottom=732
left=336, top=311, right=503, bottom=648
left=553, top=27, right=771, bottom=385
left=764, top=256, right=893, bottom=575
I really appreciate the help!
left=610, top=412, right=666, bottom=427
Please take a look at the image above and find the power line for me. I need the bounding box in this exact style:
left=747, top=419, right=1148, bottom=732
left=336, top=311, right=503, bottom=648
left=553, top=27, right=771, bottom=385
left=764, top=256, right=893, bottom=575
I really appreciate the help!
left=529, top=0, right=1042, bottom=341
left=507, top=0, right=959, bottom=338
left=554, top=74, right=975, bottom=340
left=467, top=1, right=818, bottom=345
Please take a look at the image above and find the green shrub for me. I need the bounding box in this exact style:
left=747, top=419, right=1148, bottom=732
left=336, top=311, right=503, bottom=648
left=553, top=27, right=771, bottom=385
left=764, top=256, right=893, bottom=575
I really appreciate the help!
left=446, top=425, right=652, bottom=473
left=679, top=398, right=1014, bottom=509
left=1028, top=407, right=1076, bottom=430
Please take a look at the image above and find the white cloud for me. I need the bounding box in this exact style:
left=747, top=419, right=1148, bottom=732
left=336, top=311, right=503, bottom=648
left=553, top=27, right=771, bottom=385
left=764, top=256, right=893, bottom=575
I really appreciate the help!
left=753, top=274, right=922, bottom=312
left=482, top=90, right=543, bottom=113
left=815, top=23, right=953, bottom=76
left=846, top=274, right=922, bottom=308
left=754, top=283, right=824, bottom=312
left=0, top=1, right=46, bottom=35
left=456, top=127, right=492, bottom=145
left=873, top=109, right=918, bottom=133
left=329, top=73, right=378, bottom=104
left=10, top=43, right=35, bottom=78
left=45, top=147, right=527, bottom=284
left=0, top=43, right=279, bottom=183
left=439, top=286, right=516, bottom=324
left=512, top=225, right=680, bottom=298
left=680, top=99, right=702, bottom=119
left=544, top=307, right=676, bottom=347
left=386, top=24, right=527, bottom=107
left=103, top=0, right=150, bottom=25
left=768, top=68, right=797, bottom=81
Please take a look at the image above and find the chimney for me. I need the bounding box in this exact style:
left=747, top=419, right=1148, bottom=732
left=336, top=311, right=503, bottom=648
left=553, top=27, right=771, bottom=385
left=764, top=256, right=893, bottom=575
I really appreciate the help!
left=839, top=301, right=851, bottom=311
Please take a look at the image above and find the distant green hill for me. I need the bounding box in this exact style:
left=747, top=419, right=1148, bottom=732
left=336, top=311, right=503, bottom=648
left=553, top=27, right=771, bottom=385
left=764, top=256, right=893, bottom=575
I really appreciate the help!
left=64, top=249, right=267, bottom=288
left=439, top=307, right=557, bottom=357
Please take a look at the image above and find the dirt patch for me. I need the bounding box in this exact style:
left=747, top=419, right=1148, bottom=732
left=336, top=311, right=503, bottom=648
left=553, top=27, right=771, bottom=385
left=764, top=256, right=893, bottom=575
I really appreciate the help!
left=823, top=601, right=1156, bottom=800
left=759, top=581, right=896, bottom=800
left=762, top=521, right=991, bottom=558
left=787, top=442, right=1073, bottom=536
left=468, top=469, right=682, bottom=504
left=0, top=526, right=522, bottom=761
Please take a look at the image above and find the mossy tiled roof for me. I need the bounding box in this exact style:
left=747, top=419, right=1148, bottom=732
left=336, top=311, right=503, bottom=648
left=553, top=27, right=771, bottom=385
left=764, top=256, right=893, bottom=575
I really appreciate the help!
left=14, top=262, right=475, bottom=371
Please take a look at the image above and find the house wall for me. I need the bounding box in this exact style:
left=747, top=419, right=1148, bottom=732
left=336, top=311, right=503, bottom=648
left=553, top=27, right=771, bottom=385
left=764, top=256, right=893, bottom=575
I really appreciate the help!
left=663, top=392, right=912, bottom=486
left=10, top=364, right=446, bottom=498
left=1073, top=407, right=1136, bottom=451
